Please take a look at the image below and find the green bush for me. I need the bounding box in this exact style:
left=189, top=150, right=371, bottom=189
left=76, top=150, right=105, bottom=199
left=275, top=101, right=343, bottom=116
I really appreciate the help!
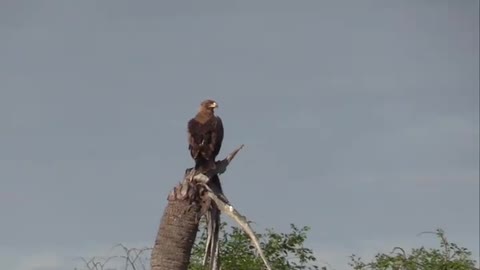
left=189, top=222, right=320, bottom=270
left=348, top=229, right=477, bottom=270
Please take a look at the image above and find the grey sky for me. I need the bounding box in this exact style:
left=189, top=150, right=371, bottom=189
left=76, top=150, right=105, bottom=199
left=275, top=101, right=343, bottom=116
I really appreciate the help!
left=1, top=1, right=478, bottom=269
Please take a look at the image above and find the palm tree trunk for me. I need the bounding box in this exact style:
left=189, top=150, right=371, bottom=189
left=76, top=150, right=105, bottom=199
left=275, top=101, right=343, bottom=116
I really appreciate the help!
left=150, top=196, right=200, bottom=270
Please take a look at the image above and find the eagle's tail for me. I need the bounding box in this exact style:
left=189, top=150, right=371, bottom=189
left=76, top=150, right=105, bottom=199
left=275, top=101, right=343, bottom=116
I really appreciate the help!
left=193, top=142, right=216, bottom=171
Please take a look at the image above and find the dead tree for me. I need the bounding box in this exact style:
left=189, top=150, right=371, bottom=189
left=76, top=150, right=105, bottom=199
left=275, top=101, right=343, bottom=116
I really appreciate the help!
left=150, top=145, right=271, bottom=270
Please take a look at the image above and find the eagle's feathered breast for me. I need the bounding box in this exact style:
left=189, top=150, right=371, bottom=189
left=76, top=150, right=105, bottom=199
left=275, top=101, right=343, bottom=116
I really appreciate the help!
left=188, top=117, right=215, bottom=145
left=188, top=114, right=223, bottom=165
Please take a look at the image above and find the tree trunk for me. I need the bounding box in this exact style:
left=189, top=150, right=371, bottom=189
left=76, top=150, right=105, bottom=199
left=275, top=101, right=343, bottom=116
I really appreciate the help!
left=150, top=195, right=201, bottom=270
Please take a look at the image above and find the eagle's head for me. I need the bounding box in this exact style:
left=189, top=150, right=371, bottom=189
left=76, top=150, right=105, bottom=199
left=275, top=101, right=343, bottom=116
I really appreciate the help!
left=199, top=99, right=218, bottom=113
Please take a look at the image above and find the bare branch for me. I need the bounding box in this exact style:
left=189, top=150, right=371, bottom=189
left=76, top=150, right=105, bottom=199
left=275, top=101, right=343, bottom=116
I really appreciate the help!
left=416, top=230, right=437, bottom=237
left=190, top=144, right=245, bottom=182
left=201, top=185, right=272, bottom=270
left=202, top=207, right=221, bottom=270
left=216, top=144, right=244, bottom=175
left=76, top=244, right=153, bottom=270
left=195, top=145, right=246, bottom=270
left=202, top=210, right=213, bottom=265
left=390, top=247, right=406, bottom=257
left=183, top=144, right=271, bottom=270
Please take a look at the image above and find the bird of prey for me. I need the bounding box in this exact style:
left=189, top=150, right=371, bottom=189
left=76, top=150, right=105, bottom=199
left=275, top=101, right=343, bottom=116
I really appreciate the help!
left=187, top=99, right=224, bottom=172
left=187, top=99, right=228, bottom=270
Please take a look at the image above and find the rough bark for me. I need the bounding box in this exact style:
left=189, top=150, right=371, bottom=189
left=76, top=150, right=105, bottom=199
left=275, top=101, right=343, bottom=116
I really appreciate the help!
left=150, top=196, right=200, bottom=270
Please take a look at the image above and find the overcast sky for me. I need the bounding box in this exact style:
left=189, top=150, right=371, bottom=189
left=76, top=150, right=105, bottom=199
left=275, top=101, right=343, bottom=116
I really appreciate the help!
left=1, top=1, right=478, bottom=270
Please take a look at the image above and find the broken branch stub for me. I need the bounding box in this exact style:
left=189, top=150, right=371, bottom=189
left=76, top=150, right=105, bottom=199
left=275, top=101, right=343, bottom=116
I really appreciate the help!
left=192, top=143, right=245, bottom=180
left=167, top=144, right=244, bottom=202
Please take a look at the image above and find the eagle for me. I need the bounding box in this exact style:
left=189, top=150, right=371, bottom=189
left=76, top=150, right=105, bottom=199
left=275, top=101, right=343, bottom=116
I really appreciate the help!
left=187, top=99, right=224, bottom=172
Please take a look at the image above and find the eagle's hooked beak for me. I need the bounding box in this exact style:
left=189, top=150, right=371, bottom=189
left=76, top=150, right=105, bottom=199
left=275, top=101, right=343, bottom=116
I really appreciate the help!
left=209, top=102, right=218, bottom=108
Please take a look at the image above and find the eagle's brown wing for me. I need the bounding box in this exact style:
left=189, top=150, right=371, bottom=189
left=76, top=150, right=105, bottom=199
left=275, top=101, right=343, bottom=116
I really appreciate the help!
left=210, top=116, right=224, bottom=159
left=187, top=115, right=223, bottom=170
left=187, top=118, right=201, bottom=160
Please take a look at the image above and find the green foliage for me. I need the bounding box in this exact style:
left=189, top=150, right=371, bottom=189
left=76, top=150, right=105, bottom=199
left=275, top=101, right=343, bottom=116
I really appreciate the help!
left=348, top=229, right=477, bottom=270
left=76, top=226, right=477, bottom=270
left=189, top=222, right=320, bottom=270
